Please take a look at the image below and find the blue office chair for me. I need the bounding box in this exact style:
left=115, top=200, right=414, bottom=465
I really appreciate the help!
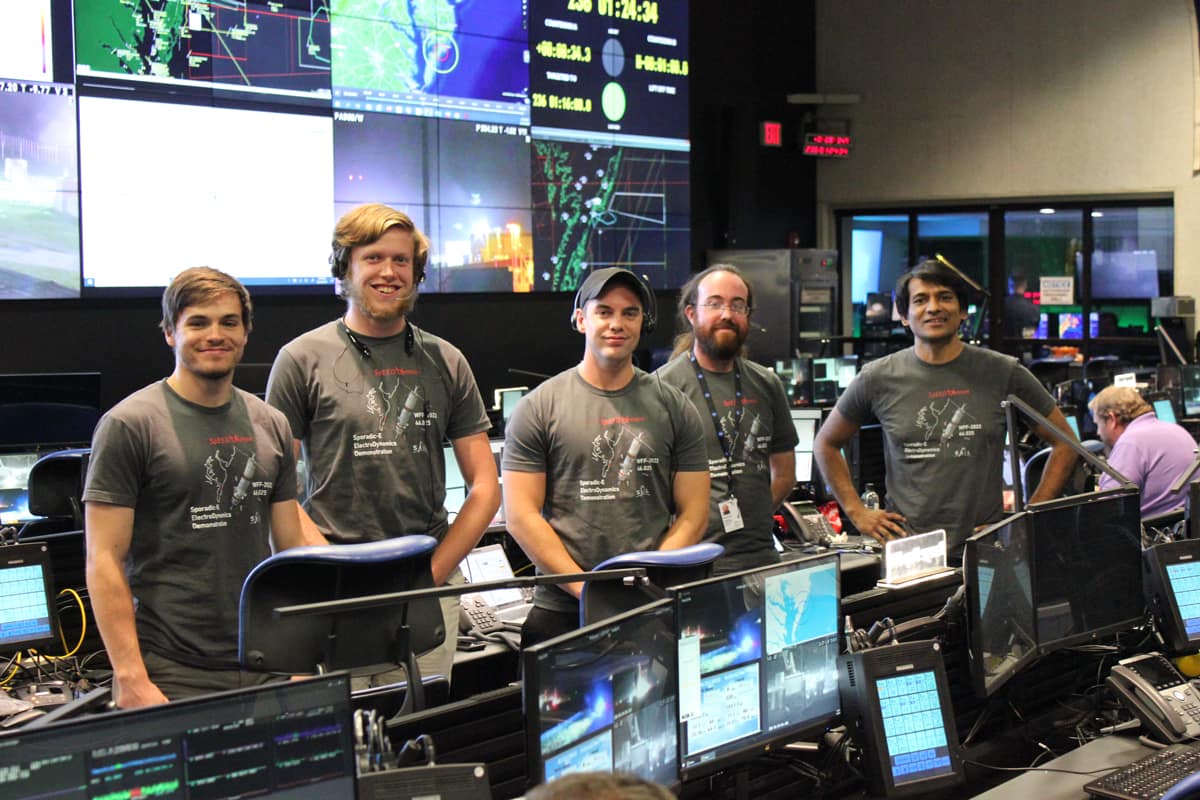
left=580, top=542, right=724, bottom=626
left=1021, top=439, right=1105, bottom=503
left=238, top=536, right=445, bottom=712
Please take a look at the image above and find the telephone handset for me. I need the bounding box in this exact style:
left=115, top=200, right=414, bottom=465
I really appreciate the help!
left=779, top=502, right=837, bottom=545
left=459, top=594, right=505, bottom=636
left=1107, top=652, right=1200, bottom=743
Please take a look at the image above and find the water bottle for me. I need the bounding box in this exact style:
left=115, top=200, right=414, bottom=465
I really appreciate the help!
left=861, top=483, right=880, bottom=511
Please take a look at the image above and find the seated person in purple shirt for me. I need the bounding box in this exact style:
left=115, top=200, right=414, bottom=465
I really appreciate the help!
left=1090, top=385, right=1198, bottom=517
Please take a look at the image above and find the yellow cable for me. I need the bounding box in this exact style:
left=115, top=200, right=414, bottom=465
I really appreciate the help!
left=0, top=652, right=22, bottom=687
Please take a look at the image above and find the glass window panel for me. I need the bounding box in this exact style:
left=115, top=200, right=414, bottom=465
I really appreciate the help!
left=1091, top=206, right=1174, bottom=310
left=917, top=211, right=988, bottom=337
left=1004, top=209, right=1084, bottom=340
left=840, top=214, right=908, bottom=336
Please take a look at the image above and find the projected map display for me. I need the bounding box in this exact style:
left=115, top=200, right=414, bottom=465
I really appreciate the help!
left=0, top=0, right=689, bottom=298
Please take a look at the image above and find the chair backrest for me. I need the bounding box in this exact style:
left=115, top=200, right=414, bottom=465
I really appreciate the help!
left=580, top=542, right=724, bottom=626
left=1021, top=439, right=1106, bottom=502
left=238, top=536, right=444, bottom=676
left=20, top=448, right=90, bottom=537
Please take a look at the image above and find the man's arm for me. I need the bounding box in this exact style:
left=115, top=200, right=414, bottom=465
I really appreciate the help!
left=768, top=450, right=797, bottom=509
left=85, top=501, right=169, bottom=709
left=658, top=470, right=711, bottom=550
left=431, top=431, right=501, bottom=585
left=504, top=469, right=587, bottom=598
left=268, top=499, right=316, bottom=551
left=1027, top=406, right=1081, bottom=504
left=290, top=439, right=329, bottom=545
left=813, top=409, right=907, bottom=541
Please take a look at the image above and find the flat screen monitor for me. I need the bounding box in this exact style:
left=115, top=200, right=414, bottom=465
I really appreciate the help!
left=0, top=373, right=101, bottom=409
left=523, top=599, right=679, bottom=789
left=1181, top=366, right=1200, bottom=417
left=1144, top=540, right=1200, bottom=654
left=1155, top=398, right=1179, bottom=424
left=494, top=387, right=529, bottom=422
left=964, top=513, right=1036, bottom=696
left=444, top=443, right=467, bottom=518
left=790, top=409, right=822, bottom=484
left=461, top=543, right=525, bottom=611
left=1035, top=313, right=1048, bottom=339
left=1064, top=414, right=1081, bottom=438
left=0, top=542, right=60, bottom=654
left=0, top=672, right=356, bottom=799
left=0, top=451, right=40, bottom=525
left=1028, top=489, right=1143, bottom=651
left=670, top=552, right=841, bottom=780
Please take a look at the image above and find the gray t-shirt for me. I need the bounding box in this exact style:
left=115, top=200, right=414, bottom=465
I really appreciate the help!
left=656, top=354, right=798, bottom=572
left=835, top=344, right=1056, bottom=550
left=267, top=321, right=490, bottom=544
left=503, top=368, right=709, bottom=612
left=83, top=381, right=296, bottom=668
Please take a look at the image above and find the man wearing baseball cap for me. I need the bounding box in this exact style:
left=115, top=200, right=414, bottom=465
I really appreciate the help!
left=502, top=268, right=711, bottom=647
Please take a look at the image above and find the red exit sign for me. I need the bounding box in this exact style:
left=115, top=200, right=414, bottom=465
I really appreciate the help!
left=760, top=120, right=783, bottom=147
left=803, top=132, right=852, bottom=158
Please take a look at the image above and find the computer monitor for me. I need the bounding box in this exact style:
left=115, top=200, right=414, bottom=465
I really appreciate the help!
left=460, top=543, right=525, bottom=612
left=0, top=542, right=61, bottom=655
left=523, top=599, right=679, bottom=789
left=1027, top=489, right=1143, bottom=650
left=0, top=451, right=41, bottom=526
left=669, top=552, right=841, bottom=781
left=1154, top=397, right=1179, bottom=424
left=1144, top=540, right=1200, bottom=654
left=1064, top=414, right=1081, bottom=438
left=964, top=513, right=1036, bottom=696
left=444, top=443, right=467, bottom=518
left=1181, top=366, right=1200, bottom=417
left=0, top=672, right=356, bottom=799
left=494, top=386, right=529, bottom=422
left=789, top=408, right=822, bottom=484
left=965, top=488, right=1143, bottom=696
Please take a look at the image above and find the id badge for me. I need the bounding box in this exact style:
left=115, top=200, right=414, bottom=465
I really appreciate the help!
left=719, top=496, right=745, bottom=533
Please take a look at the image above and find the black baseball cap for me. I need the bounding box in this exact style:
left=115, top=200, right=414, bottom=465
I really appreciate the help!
left=573, top=267, right=653, bottom=312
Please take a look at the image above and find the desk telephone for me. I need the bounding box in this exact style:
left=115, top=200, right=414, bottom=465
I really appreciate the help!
left=459, top=594, right=505, bottom=637
left=1107, top=652, right=1200, bottom=743
left=780, top=502, right=838, bottom=544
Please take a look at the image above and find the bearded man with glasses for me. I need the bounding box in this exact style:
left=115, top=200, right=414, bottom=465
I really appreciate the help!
left=656, top=264, right=798, bottom=574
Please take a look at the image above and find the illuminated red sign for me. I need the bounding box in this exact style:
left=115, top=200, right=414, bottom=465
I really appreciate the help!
left=803, top=132, right=851, bottom=158
left=761, top=121, right=782, bottom=147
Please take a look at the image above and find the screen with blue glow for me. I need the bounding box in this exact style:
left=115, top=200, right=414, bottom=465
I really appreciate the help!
left=877, top=670, right=955, bottom=786
left=1166, top=561, right=1200, bottom=642
left=1154, top=398, right=1178, bottom=424
left=526, top=600, right=679, bottom=787
left=672, top=554, right=840, bottom=777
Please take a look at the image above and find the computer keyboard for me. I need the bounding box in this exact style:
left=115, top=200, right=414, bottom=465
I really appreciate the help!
left=1084, top=742, right=1200, bottom=800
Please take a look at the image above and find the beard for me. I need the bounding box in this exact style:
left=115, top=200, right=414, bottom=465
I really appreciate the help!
left=342, top=280, right=418, bottom=321
left=696, top=322, right=747, bottom=361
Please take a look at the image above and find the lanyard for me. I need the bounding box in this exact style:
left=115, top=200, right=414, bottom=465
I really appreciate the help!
left=689, top=351, right=743, bottom=498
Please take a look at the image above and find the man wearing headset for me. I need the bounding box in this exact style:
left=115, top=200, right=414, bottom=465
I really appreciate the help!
left=267, top=203, right=500, bottom=684
left=502, top=267, right=710, bottom=647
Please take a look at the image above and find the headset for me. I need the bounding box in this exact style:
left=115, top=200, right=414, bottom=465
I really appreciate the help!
left=329, top=235, right=428, bottom=287
left=568, top=269, right=657, bottom=334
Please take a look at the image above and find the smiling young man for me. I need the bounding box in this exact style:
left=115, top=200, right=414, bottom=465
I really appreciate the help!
left=502, top=268, right=710, bottom=647
left=267, top=203, right=499, bottom=685
left=813, top=259, right=1077, bottom=555
left=85, top=268, right=314, bottom=708
left=656, top=264, right=797, bottom=574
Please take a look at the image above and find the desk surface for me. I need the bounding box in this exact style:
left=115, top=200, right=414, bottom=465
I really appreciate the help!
left=971, top=736, right=1153, bottom=799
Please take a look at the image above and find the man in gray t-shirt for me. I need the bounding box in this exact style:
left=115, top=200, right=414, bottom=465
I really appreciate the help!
left=85, top=268, right=314, bottom=708
left=267, top=204, right=499, bottom=683
left=656, top=264, right=798, bottom=574
left=503, top=268, right=710, bottom=647
left=814, top=259, right=1078, bottom=554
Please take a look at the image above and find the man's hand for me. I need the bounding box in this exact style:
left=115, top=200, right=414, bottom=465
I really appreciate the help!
left=114, top=675, right=170, bottom=709
left=848, top=507, right=909, bottom=543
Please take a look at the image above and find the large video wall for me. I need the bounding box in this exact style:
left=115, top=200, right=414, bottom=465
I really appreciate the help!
left=0, top=0, right=689, bottom=299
